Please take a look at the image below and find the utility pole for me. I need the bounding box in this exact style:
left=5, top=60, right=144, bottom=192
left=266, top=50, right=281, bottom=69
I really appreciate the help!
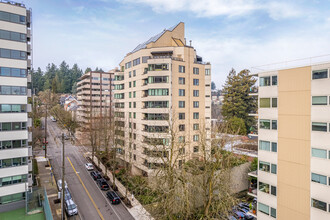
left=61, top=133, right=65, bottom=220
left=44, top=91, right=50, bottom=158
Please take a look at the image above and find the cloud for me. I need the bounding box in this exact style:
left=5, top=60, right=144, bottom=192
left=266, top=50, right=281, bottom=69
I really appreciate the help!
left=118, top=0, right=302, bottom=19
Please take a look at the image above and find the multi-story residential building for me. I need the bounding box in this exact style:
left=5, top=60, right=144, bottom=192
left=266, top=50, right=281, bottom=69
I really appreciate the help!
left=0, top=1, right=32, bottom=209
left=113, top=22, right=211, bottom=176
left=76, top=70, right=115, bottom=143
left=250, top=59, right=330, bottom=219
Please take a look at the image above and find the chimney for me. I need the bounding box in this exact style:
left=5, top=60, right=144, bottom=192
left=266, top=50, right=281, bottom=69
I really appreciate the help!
left=189, top=40, right=192, bottom=46
left=184, top=38, right=186, bottom=45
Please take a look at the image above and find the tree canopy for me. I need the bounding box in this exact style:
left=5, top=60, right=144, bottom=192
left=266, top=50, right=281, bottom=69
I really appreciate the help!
left=32, top=61, right=104, bottom=94
left=221, top=68, right=257, bottom=134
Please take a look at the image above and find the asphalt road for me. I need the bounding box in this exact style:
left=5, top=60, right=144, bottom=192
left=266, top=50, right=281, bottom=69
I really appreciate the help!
left=46, top=118, right=135, bottom=220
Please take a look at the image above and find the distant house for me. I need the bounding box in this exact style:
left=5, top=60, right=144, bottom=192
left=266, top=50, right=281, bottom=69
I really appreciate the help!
left=64, top=96, right=78, bottom=111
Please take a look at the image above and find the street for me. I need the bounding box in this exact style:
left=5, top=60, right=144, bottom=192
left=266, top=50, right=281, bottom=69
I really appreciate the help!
left=45, top=118, right=135, bottom=220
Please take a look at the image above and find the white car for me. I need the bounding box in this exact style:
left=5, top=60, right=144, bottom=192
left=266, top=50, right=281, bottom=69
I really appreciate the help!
left=85, top=163, right=94, bottom=171
left=57, top=179, right=68, bottom=191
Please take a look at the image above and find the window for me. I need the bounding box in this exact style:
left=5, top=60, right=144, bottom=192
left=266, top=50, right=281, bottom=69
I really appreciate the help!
left=179, top=65, right=185, bottom=73
left=142, top=56, right=149, bottom=63
left=129, top=92, right=131, bottom=98
left=125, top=61, right=131, bottom=69
left=133, top=58, right=140, bottom=66
left=179, top=113, right=185, bottom=120
left=312, top=148, right=327, bottom=159
left=193, top=124, right=199, bottom=130
left=258, top=202, right=269, bottom=215
left=178, top=136, right=185, bottom=143
left=311, top=173, right=327, bottom=185
left=133, top=81, right=136, bottom=87
left=260, top=76, right=270, bottom=86
left=193, top=90, right=199, bottom=97
left=193, top=146, right=199, bottom=152
left=272, top=76, right=277, bottom=85
left=312, top=96, right=327, bottom=105
left=193, top=101, right=199, bottom=108
left=205, top=69, right=210, bottom=75
left=312, top=122, right=327, bottom=132
left=148, top=89, right=169, bottom=96
left=133, top=91, right=136, bottom=98
left=148, top=63, right=169, bottom=71
left=133, top=112, right=136, bottom=119
left=271, top=164, right=277, bottom=174
left=271, top=186, right=277, bottom=196
left=133, top=70, right=136, bottom=77
left=311, top=198, right=327, bottom=211
left=179, top=124, right=185, bottom=131
left=133, top=102, right=136, bottom=108
left=270, top=208, right=276, bottom=218
left=260, top=98, right=270, bottom=108
left=259, top=182, right=269, bottom=193
left=179, top=101, right=185, bottom=108
left=193, top=79, right=199, bottom=86
left=272, top=120, right=277, bottom=130
left=0, top=30, right=26, bottom=42
left=178, top=77, right=185, bottom=85
left=193, top=112, right=199, bottom=119
left=271, top=142, right=277, bottom=152
left=179, top=89, right=185, bottom=96
left=148, top=76, right=168, bottom=83
left=259, top=161, right=270, bottom=172
left=0, top=11, right=26, bottom=24
left=259, top=140, right=270, bottom=151
left=272, top=98, right=277, bottom=108
left=193, top=67, right=199, bottom=74
left=129, top=82, right=131, bottom=88
left=259, top=119, right=270, bottom=129
left=0, top=49, right=26, bottom=60
left=1, top=123, right=11, bottom=131
left=0, top=104, right=26, bottom=113
left=312, top=69, right=328, bottom=80
left=193, top=135, right=199, bottom=142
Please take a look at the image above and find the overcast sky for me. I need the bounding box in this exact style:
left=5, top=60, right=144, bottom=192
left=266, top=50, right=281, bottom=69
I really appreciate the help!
left=28, top=0, right=330, bottom=88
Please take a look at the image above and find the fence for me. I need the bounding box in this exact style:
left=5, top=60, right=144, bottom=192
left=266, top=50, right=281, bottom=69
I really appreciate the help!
left=43, top=188, right=53, bottom=220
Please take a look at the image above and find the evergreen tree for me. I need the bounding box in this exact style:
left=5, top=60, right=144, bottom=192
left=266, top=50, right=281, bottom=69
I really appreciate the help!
left=211, top=81, right=216, bottom=90
left=221, top=68, right=257, bottom=134
left=85, top=67, right=92, bottom=73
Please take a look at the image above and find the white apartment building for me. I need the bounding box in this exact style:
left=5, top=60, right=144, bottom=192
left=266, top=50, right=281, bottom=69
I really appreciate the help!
left=251, top=59, right=330, bottom=220
left=0, top=1, right=32, bottom=209
left=113, top=22, right=211, bottom=176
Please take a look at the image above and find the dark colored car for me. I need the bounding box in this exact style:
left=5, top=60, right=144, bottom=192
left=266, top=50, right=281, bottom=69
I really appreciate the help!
left=232, top=210, right=245, bottom=220
left=90, top=171, right=102, bottom=180
left=106, top=191, right=121, bottom=204
left=236, top=207, right=254, bottom=220
left=97, top=178, right=110, bottom=191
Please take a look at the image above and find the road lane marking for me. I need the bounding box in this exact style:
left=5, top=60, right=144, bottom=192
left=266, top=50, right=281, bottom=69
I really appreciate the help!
left=67, top=157, right=105, bottom=220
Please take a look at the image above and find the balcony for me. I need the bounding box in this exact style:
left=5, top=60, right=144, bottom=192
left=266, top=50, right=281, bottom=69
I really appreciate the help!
left=249, top=87, right=258, bottom=96
left=248, top=170, right=257, bottom=198
left=248, top=110, right=258, bottom=117
left=151, top=55, right=183, bottom=62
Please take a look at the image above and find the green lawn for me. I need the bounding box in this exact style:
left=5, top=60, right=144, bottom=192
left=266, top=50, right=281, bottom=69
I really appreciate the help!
left=0, top=208, right=45, bottom=220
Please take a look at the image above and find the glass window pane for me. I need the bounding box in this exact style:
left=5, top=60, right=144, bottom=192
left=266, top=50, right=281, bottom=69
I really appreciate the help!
left=2, top=159, right=12, bottom=167
left=271, top=142, right=277, bottom=152
left=11, top=50, right=20, bottom=59
left=272, top=76, right=277, bottom=85
left=271, top=164, right=277, bottom=174
left=12, top=87, right=20, bottom=95
left=311, top=173, right=327, bottom=185
left=258, top=202, right=269, bottom=215
left=312, top=96, right=327, bottom=105
left=2, top=141, right=12, bottom=149
left=272, top=120, right=277, bottom=130
left=271, top=186, right=277, bottom=196
left=1, top=49, right=11, bottom=58
left=11, top=32, right=20, bottom=41
left=260, top=77, right=270, bottom=86
left=312, top=70, right=328, bottom=80
left=312, top=148, right=327, bottom=158
left=272, top=98, right=277, bottom=108
left=259, top=161, right=270, bottom=172
left=311, top=198, right=327, bottom=211
left=12, top=140, right=21, bottom=148
left=260, top=98, right=270, bottom=108
left=11, top=68, right=20, bottom=77
left=12, top=158, right=21, bottom=166
left=11, top=105, right=21, bottom=112
left=259, top=140, right=270, bottom=151
left=1, top=86, right=11, bottom=95
left=260, top=119, right=270, bottom=129
left=259, top=181, right=270, bottom=193
left=1, top=104, right=11, bottom=112
left=0, top=67, right=10, bottom=76
left=270, top=208, right=277, bottom=218
left=0, top=30, right=10, bottom=40
left=2, top=122, right=11, bottom=131
left=312, top=122, right=327, bottom=132
left=10, top=14, right=19, bottom=23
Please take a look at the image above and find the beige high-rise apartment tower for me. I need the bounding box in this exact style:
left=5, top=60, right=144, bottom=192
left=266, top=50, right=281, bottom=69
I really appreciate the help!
left=251, top=58, right=330, bottom=220
left=113, top=22, right=211, bottom=176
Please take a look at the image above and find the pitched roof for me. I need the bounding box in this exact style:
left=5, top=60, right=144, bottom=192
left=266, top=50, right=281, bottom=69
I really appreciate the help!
left=131, top=22, right=181, bottom=53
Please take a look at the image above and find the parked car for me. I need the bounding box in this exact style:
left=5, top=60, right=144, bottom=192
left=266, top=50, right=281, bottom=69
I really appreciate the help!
left=64, top=133, right=69, bottom=140
left=236, top=207, right=254, bottom=220
left=50, top=116, right=56, bottom=122
left=97, top=178, right=110, bottom=191
left=232, top=210, right=245, bottom=220
left=90, top=171, right=102, bottom=180
left=106, top=191, right=121, bottom=204
left=228, top=216, right=237, bottom=220
left=58, top=188, right=72, bottom=201
left=57, top=179, right=68, bottom=191
left=65, top=199, right=78, bottom=216
left=85, top=163, right=94, bottom=171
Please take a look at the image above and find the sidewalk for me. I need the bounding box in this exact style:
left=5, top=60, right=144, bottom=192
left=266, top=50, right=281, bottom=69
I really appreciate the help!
left=35, top=156, right=62, bottom=220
